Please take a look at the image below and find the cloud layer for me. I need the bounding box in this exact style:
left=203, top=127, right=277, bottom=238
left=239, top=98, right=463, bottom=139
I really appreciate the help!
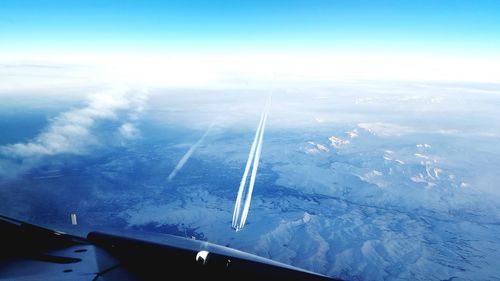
left=0, top=86, right=147, bottom=177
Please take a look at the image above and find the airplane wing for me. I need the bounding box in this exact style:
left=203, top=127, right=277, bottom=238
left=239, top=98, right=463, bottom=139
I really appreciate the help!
left=0, top=215, right=339, bottom=280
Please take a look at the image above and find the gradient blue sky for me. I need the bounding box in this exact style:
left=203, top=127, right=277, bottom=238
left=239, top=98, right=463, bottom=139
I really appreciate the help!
left=1, top=0, right=499, bottom=57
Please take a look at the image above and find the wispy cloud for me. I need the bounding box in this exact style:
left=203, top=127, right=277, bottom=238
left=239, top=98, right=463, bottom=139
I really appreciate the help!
left=119, top=122, right=141, bottom=140
left=357, top=122, right=416, bottom=137
left=0, top=86, right=147, bottom=178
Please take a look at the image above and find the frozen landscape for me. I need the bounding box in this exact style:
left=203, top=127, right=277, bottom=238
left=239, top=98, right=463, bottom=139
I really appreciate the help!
left=1, top=78, right=499, bottom=280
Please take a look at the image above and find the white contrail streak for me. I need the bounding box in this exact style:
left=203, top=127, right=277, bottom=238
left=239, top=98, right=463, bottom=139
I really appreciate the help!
left=232, top=96, right=271, bottom=231
left=231, top=103, right=266, bottom=229
left=238, top=104, right=268, bottom=229
left=167, top=123, right=214, bottom=182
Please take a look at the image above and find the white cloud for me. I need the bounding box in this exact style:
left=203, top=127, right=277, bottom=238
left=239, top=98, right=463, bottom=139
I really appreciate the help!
left=0, top=86, right=147, bottom=174
left=119, top=123, right=140, bottom=139
left=1, top=53, right=499, bottom=91
left=358, top=122, right=415, bottom=137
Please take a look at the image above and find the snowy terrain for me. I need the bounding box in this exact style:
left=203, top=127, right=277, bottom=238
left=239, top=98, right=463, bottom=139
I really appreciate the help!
left=1, top=82, right=500, bottom=280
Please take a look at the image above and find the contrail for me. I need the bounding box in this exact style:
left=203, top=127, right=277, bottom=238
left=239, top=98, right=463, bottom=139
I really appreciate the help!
left=232, top=96, right=271, bottom=231
left=238, top=104, right=269, bottom=229
left=167, top=122, right=215, bottom=182
left=231, top=103, right=266, bottom=228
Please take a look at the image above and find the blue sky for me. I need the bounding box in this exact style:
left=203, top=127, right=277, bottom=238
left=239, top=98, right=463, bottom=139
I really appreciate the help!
left=1, top=0, right=499, bottom=57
